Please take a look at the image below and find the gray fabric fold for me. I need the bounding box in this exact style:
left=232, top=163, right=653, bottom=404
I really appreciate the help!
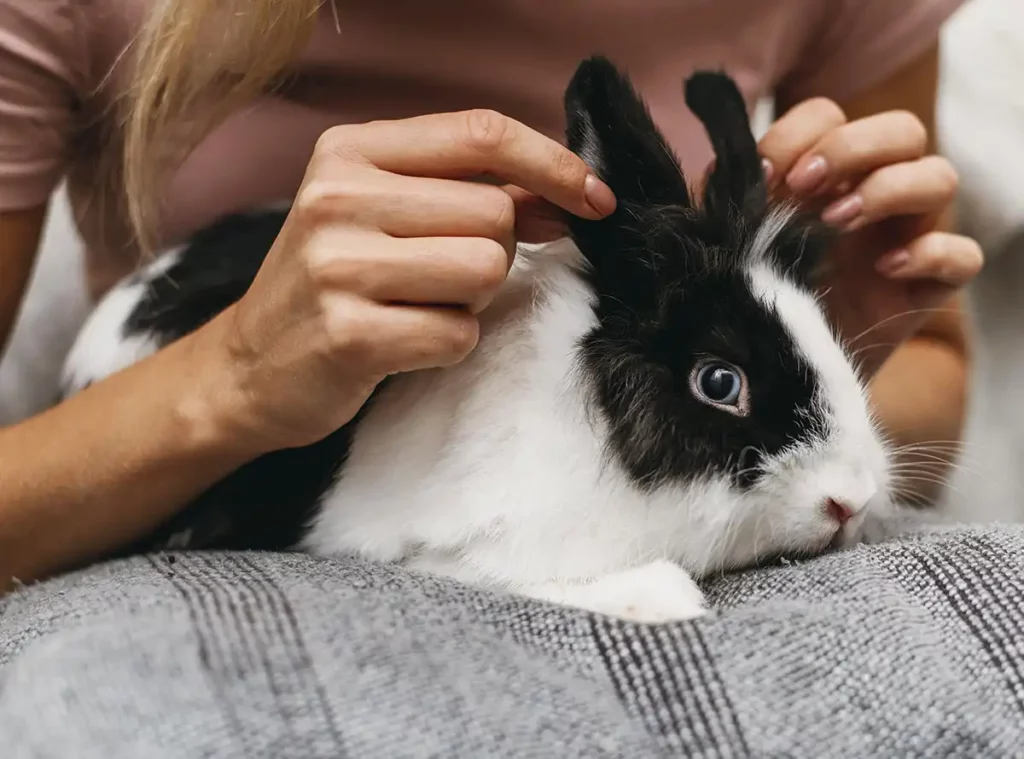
left=3, top=525, right=1023, bottom=758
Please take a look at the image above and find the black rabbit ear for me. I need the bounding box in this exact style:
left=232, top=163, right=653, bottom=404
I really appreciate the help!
left=565, top=56, right=690, bottom=209
left=683, top=71, right=767, bottom=220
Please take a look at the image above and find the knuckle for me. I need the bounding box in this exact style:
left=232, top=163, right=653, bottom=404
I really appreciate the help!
left=932, top=241, right=955, bottom=280
left=552, top=144, right=585, bottom=184
left=443, top=313, right=481, bottom=358
left=468, top=239, right=510, bottom=291
left=303, top=248, right=335, bottom=289
left=295, top=178, right=363, bottom=224
left=462, top=108, right=511, bottom=155
left=322, top=294, right=372, bottom=356
left=483, top=189, right=517, bottom=236
left=313, top=125, right=358, bottom=160
left=808, top=97, right=847, bottom=127
left=970, top=253, right=985, bottom=278
left=919, top=233, right=984, bottom=283
left=312, top=127, right=340, bottom=158
left=922, top=234, right=947, bottom=262
left=962, top=239, right=985, bottom=275
left=311, top=253, right=373, bottom=295
left=934, top=158, right=960, bottom=200
left=821, top=128, right=860, bottom=164
left=891, top=110, right=928, bottom=150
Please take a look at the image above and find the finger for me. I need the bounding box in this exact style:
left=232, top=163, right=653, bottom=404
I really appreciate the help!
left=344, top=299, right=481, bottom=374
left=874, top=232, right=984, bottom=286
left=301, top=169, right=563, bottom=255
left=820, top=156, right=959, bottom=230
left=758, top=98, right=846, bottom=188
left=785, top=111, right=929, bottom=196
left=299, top=168, right=520, bottom=241
left=316, top=234, right=510, bottom=313
left=316, top=110, right=616, bottom=219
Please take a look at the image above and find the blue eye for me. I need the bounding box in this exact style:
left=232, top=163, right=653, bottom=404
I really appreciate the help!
left=692, top=361, right=746, bottom=409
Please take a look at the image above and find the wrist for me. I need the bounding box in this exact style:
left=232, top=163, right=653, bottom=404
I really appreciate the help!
left=172, top=306, right=275, bottom=464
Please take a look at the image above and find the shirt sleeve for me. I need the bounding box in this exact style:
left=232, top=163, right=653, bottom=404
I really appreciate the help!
left=776, top=0, right=966, bottom=107
left=0, top=0, right=86, bottom=210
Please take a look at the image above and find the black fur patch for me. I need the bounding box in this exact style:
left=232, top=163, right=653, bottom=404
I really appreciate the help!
left=565, top=57, right=832, bottom=489
left=125, top=212, right=286, bottom=342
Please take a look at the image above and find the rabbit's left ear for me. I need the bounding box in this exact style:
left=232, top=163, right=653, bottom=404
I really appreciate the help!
left=564, top=56, right=690, bottom=210
left=683, top=71, right=767, bottom=222
left=684, top=71, right=831, bottom=288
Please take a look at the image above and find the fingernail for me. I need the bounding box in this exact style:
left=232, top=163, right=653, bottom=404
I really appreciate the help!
left=821, top=193, right=864, bottom=228
left=584, top=174, right=617, bottom=217
left=786, top=155, right=828, bottom=194
left=876, top=249, right=911, bottom=275
left=761, top=158, right=774, bottom=185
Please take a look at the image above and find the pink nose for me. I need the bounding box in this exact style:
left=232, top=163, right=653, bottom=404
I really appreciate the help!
left=824, top=498, right=854, bottom=525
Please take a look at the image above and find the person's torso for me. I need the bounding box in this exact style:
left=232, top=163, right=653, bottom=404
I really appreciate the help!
left=68, top=0, right=816, bottom=295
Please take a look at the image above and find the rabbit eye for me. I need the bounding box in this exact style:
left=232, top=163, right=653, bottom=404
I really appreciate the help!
left=690, top=360, right=749, bottom=416
left=696, top=364, right=741, bottom=403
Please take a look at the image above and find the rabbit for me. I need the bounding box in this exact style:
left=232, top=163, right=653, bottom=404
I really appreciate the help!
left=60, top=57, right=891, bottom=623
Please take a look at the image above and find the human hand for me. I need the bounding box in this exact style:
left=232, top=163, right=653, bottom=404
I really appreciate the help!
left=209, top=110, right=616, bottom=453
left=758, top=98, right=983, bottom=376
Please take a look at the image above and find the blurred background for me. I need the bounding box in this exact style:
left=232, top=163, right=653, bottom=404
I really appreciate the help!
left=1, top=0, right=1019, bottom=522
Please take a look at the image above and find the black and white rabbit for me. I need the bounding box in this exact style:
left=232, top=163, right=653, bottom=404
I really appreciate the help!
left=61, top=58, right=890, bottom=622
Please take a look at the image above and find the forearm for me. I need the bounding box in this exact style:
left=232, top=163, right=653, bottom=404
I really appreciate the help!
left=0, top=309, right=256, bottom=591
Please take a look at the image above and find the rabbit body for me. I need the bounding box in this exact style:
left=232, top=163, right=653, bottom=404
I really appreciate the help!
left=61, top=59, right=890, bottom=622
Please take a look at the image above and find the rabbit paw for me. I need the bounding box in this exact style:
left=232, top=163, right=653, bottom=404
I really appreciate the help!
left=524, top=560, right=706, bottom=623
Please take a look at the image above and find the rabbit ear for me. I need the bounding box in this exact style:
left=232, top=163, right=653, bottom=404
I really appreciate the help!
left=563, top=57, right=692, bottom=295
left=564, top=56, right=690, bottom=208
left=684, top=72, right=767, bottom=221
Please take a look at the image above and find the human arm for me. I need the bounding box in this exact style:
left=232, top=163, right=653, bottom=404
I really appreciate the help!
left=0, top=290, right=261, bottom=589
left=0, top=2, right=266, bottom=587
left=0, top=111, right=615, bottom=591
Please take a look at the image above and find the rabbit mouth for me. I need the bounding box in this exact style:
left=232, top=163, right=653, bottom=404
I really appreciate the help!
left=828, top=516, right=870, bottom=551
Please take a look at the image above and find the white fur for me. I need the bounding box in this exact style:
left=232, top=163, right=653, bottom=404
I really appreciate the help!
left=63, top=220, right=890, bottom=624
left=747, top=261, right=888, bottom=551
left=522, top=559, right=706, bottom=623
left=746, top=204, right=798, bottom=266
left=60, top=249, right=183, bottom=395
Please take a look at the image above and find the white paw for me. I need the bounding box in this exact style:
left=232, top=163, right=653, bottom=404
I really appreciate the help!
left=524, top=560, right=706, bottom=623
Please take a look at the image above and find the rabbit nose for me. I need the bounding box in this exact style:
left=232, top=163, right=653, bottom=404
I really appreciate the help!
left=824, top=498, right=855, bottom=525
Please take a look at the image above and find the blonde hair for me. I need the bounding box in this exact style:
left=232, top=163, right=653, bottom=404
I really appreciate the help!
left=123, top=0, right=322, bottom=250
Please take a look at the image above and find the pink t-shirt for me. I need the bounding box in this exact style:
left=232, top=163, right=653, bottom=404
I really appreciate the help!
left=0, top=0, right=963, bottom=297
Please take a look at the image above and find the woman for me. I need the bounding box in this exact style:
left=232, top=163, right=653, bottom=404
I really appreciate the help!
left=0, top=0, right=979, bottom=589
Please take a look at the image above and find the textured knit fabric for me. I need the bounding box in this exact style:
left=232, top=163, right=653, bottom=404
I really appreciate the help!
left=2, top=525, right=1023, bottom=757
left=0, top=0, right=963, bottom=297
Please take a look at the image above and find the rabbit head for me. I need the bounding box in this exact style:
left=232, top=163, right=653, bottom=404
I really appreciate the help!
left=560, top=57, right=891, bottom=569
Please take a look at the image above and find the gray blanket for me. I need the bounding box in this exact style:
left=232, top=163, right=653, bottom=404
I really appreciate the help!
left=2, top=525, right=1023, bottom=758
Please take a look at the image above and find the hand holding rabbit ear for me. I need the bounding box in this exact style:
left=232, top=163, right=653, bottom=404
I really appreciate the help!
left=757, top=97, right=983, bottom=376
